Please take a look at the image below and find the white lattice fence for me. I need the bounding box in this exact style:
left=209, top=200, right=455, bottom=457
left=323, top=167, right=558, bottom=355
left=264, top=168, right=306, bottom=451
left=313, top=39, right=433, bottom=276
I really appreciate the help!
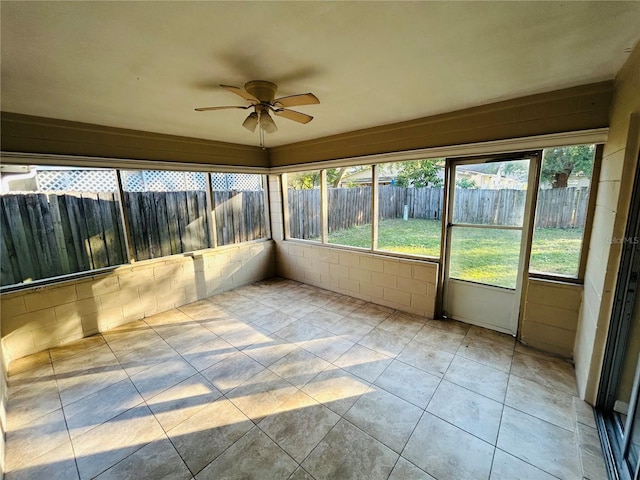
left=36, top=169, right=118, bottom=192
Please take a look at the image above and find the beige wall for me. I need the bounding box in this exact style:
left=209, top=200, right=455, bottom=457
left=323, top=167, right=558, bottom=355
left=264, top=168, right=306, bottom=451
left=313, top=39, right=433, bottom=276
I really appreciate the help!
left=521, top=279, right=583, bottom=358
left=270, top=82, right=612, bottom=166
left=574, top=43, right=640, bottom=402
left=0, top=241, right=274, bottom=363
left=0, top=112, right=269, bottom=169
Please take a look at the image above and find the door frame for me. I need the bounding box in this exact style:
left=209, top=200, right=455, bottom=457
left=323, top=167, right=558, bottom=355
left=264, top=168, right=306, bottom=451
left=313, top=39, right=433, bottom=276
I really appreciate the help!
left=437, top=150, right=542, bottom=336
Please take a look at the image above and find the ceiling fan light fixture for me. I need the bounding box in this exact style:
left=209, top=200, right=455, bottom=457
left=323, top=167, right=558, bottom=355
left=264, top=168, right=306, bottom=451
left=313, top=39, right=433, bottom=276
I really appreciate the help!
left=242, top=111, right=259, bottom=132
left=259, top=110, right=278, bottom=134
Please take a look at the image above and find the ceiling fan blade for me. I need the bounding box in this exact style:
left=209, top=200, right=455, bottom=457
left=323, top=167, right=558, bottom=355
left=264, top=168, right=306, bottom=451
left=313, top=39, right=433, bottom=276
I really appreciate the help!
left=194, top=105, right=251, bottom=112
left=273, top=108, right=313, bottom=124
left=220, top=84, right=259, bottom=103
left=273, top=93, right=319, bottom=108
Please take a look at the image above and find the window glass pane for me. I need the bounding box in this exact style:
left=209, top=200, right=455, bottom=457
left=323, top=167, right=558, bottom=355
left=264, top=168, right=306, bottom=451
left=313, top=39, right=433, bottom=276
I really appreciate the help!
left=121, top=170, right=211, bottom=260
left=0, top=165, right=126, bottom=287
left=377, top=159, right=444, bottom=257
left=328, top=167, right=371, bottom=248
left=452, top=160, right=529, bottom=227
left=530, top=145, right=595, bottom=277
left=287, top=170, right=321, bottom=241
left=449, top=226, right=522, bottom=289
left=211, top=173, right=267, bottom=246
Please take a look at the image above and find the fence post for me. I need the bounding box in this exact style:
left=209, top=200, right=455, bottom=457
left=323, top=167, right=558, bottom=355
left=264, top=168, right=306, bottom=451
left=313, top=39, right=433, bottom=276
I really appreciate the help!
left=115, top=170, right=134, bottom=263
left=205, top=172, right=218, bottom=248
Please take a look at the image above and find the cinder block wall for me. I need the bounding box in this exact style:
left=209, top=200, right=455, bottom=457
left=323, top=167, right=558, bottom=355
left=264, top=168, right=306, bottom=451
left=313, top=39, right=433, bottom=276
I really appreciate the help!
left=521, top=279, right=583, bottom=358
left=0, top=241, right=274, bottom=364
left=276, top=242, right=439, bottom=317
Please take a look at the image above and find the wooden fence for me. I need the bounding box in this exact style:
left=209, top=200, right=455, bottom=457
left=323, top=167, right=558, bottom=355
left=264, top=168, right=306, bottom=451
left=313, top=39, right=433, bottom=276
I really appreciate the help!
left=288, top=186, right=589, bottom=239
left=1, top=190, right=266, bottom=287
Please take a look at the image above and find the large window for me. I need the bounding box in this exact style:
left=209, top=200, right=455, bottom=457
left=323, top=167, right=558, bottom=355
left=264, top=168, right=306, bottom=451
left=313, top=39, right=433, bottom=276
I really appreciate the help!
left=121, top=170, right=211, bottom=260
left=529, top=144, right=596, bottom=278
left=377, top=159, right=444, bottom=257
left=287, top=170, right=321, bottom=240
left=283, top=160, right=443, bottom=259
left=0, top=166, right=127, bottom=286
left=212, top=173, right=267, bottom=246
left=0, top=165, right=269, bottom=289
left=328, top=167, right=372, bottom=249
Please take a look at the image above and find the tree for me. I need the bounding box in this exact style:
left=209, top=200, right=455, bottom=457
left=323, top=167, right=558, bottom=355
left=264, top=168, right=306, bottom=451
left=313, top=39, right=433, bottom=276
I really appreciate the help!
left=456, top=178, right=478, bottom=189
left=287, top=167, right=368, bottom=189
left=394, top=159, right=444, bottom=188
left=541, top=145, right=594, bottom=188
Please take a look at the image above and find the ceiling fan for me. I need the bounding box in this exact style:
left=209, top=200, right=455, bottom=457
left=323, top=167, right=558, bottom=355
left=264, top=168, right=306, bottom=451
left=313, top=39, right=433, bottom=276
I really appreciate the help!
left=195, top=80, right=319, bottom=136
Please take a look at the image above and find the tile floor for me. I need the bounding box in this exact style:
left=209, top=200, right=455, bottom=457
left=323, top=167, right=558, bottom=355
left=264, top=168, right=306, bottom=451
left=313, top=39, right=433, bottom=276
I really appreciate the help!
left=4, top=277, right=607, bottom=480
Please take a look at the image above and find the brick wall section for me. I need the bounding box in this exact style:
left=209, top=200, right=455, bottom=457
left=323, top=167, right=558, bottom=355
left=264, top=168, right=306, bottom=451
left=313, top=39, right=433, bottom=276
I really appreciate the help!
left=521, top=279, right=583, bottom=358
left=276, top=241, right=438, bottom=318
left=0, top=241, right=275, bottom=363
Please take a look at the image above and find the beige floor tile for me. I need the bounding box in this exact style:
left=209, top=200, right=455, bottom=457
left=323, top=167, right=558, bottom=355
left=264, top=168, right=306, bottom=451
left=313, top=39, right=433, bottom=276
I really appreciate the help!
left=199, top=316, right=247, bottom=336
left=378, top=314, right=425, bottom=339
left=302, top=419, right=398, bottom=480
left=301, top=367, right=374, bottom=416
left=276, top=319, right=329, bottom=344
left=269, top=348, right=331, bottom=387
left=7, top=371, right=61, bottom=430
left=129, top=357, right=198, bottom=401
left=250, top=311, right=298, bottom=333
left=116, top=338, right=181, bottom=377
left=278, top=301, right=320, bottom=320
left=334, top=344, right=393, bottom=383
left=94, top=436, right=192, bottom=480
left=5, top=408, right=70, bottom=472
left=403, top=412, right=494, bottom=480
left=358, top=327, right=411, bottom=357
left=497, top=406, right=581, bottom=480
left=397, top=341, right=454, bottom=378
left=167, top=398, right=253, bottom=475
left=388, top=458, right=436, bottom=480
left=505, top=374, right=575, bottom=431
left=159, top=323, right=218, bottom=354
left=8, top=350, right=51, bottom=377
left=457, top=338, right=513, bottom=372
left=227, top=369, right=298, bottom=421
left=304, top=308, right=344, bottom=330
left=511, top=351, right=577, bottom=395
left=347, top=304, right=394, bottom=326
left=413, top=325, right=466, bottom=354
left=258, top=391, right=340, bottom=463
left=144, top=309, right=192, bottom=327
left=300, top=332, right=355, bottom=363
left=200, top=351, right=265, bottom=393
left=146, top=373, right=222, bottom=432
left=220, top=323, right=273, bottom=349
left=4, top=439, right=78, bottom=480
left=72, top=405, right=165, bottom=479
left=374, top=360, right=440, bottom=409
left=428, top=318, right=471, bottom=335
left=196, top=427, right=298, bottom=480
left=241, top=336, right=298, bottom=367
left=49, top=335, right=106, bottom=362
left=323, top=296, right=364, bottom=315
left=465, top=325, right=515, bottom=351
left=444, top=356, right=509, bottom=402
left=326, top=317, right=375, bottom=343
left=287, top=466, right=316, bottom=480
left=102, top=321, right=163, bottom=357
left=427, top=380, right=503, bottom=444
left=181, top=336, right=238, bottom=372
left=178, top=300, right=227, bottom=321
left=577, top=423, right=608, bottom=480
left=574, top=397, right=597, bottom=428
left=490, top=449, right=556, bottom=480
left=63, top=378, right=144, bottom=438
left=345, top=388, right=423, bottom=453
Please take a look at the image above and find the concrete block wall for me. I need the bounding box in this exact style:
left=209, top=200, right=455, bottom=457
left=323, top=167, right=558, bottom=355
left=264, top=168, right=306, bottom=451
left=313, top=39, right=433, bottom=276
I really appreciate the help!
left=521, top=279, right=583, bottom=358
left=276, top=241, right=439, bottom=318
left=0, top=241, right=275, bottom=364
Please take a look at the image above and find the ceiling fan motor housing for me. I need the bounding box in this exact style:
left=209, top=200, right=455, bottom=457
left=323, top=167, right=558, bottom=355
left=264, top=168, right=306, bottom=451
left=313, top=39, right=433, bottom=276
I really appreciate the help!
left=244, top=80, right=277, bottom=104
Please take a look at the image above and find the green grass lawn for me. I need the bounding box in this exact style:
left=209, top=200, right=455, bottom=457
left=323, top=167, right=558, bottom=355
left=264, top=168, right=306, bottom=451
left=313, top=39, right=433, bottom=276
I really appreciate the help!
left=327, top=218, right=583, bottom=287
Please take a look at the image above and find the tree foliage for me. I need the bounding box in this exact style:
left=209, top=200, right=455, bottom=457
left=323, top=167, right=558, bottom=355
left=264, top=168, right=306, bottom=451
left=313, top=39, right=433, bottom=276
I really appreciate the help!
left=455, top=178, right=478, bottom=189
left=394, top=159, right=445, bottom=188
left=288, top=167, right=368, bottom=189
left=541, top=145, right=594, bottom=188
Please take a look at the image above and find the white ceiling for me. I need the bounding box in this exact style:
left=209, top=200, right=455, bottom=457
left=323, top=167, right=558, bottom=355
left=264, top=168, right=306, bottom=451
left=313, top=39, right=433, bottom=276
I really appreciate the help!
left=2, top=1, right=639, bottom=148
